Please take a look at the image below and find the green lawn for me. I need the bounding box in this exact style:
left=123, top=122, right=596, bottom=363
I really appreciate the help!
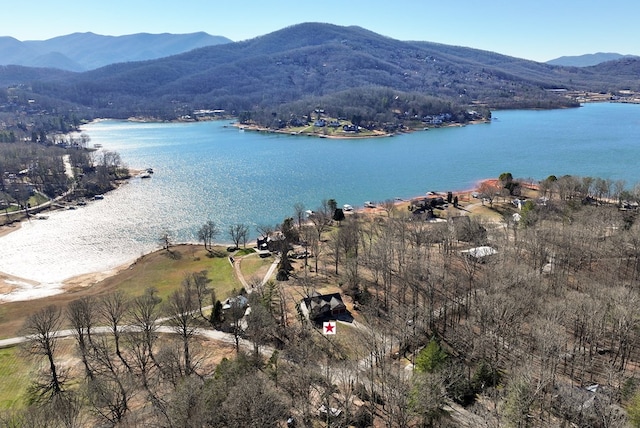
left=110, top=245, right=242, bottom=300
left=238, top=254, right=275, bottom=281
left=0, top=347, right=31, bottom=409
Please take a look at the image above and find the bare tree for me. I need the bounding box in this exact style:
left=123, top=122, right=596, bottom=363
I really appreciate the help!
left=183, top=270, right=211, bottom=320
left=128, top=287, right=162, bottom=370
left=85, top=335, right=133, bottom=425
left=228, top=223, right=249, bottom=249
left=159, top=229, right=173, bottom=252
left=165, top=277, right=200, bottom=376
left=256, top=223, right=275, bottom=240
left=308, top=200, right=332, bottom=273
left=22, top=305, right=66, bottom=399
left=99, top=291, right=131, bottom=371
left=293, top=202, right=306, bottom=232
left=198, top=219, right=219, bottom=253
left=477, top=180, right=501, bottom=207
left=67, top=297, right=97, bottom=379
left=226, top=293, right=247, bottom=353
left=220, top=372, right=288, bottom=428
left=245, top=292, right=277, bottom=358
left=380, top=198, right=397, bottom=217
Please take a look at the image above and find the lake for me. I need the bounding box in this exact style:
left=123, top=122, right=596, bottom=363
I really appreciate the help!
left=1, top=102, right=639, bottom=300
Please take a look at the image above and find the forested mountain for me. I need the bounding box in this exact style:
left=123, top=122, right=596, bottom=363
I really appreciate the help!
left=547, top=52, right=640, bottom=67
left=0, top=32, right=232, bottom=71
left=21, top=23, right=639, bottom=118
left=2, top=22, right=640, bottom=135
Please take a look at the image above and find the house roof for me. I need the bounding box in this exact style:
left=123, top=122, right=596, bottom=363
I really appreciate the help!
left=301, top=292, right=346, bottom=319
left=222, top=295, right=248, bottom=310
left=461, top=246, right=497, bottom=259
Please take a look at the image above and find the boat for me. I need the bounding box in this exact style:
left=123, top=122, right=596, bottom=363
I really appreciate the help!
left=93, top=194, right=104, bottom=200
left=364, top=201, right=376, bottom=208
left=343, top=204, right=353, bottom=211
left=140, top=173, right=151, bottom=179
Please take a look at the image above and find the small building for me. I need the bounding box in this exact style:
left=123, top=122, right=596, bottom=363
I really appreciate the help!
left=461, top=246, right=497, bottom=262
left=300, top=292, right=347, bottom=322
left=222, top=295, right=248, bottom=311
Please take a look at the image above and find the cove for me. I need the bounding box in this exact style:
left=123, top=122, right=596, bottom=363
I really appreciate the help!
left=0, top=102, right=639, bottom=290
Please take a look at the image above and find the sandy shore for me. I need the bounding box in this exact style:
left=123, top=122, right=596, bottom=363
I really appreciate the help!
left=0, top=176, right=493, bottom=303
left=0, top=223, right=23, bottom=293
left=0, top=217, right=139, bottom=302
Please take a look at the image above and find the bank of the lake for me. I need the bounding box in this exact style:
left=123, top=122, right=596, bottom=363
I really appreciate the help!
left=1, top=102, right=640, bottom=301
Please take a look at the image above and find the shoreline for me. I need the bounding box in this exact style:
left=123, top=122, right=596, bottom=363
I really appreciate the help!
left=0, top=177, right=489, bottom=303
left=235, top=118, right=490, bottom=140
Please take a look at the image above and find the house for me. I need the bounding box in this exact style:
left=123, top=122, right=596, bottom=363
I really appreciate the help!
left=300, top=292, right=347, bottom=321
left=313, top=119, right=326, bottom=127
left=256, top=232, right=287, bottom=253
left=222, top=295, right=248, bottom=311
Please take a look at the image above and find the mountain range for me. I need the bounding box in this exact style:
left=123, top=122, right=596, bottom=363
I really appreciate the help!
left=2, top=23, right=640, bottom=127
left=0, top=32, right=231, bottom=71
left=547, top=52, right=640, bottom=67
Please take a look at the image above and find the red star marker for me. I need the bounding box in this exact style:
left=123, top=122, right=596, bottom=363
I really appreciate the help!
left=323, top=321, right=336, bottom=335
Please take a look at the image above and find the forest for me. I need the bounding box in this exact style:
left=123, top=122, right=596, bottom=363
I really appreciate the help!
left=3, top=174, right=640, bottom=427
left=0, top=138, right=129, bottom=220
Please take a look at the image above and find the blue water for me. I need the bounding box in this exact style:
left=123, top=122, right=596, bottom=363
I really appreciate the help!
left=88, top=102, right=640, bottom=238
left=1, top=102, right=639, bottom=294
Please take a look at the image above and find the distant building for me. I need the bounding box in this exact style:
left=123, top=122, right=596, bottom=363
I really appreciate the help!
left=461, top=246, right=497, bottom=262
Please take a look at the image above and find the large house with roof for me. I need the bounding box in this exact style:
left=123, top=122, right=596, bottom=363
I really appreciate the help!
left=299, top=292, right=347, bottom=322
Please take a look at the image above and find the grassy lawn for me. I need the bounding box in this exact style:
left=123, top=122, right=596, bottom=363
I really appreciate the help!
left=0, top=245, right=240, bottom=340
left=0, top=346, right=32, bottom=409
left=238, top=254, right=276, bottom=284
left=103, top=244, right=240, bottom=300
left=331, top=322, right=369, bottom=360
left=108, top=245, right=241, bottom=300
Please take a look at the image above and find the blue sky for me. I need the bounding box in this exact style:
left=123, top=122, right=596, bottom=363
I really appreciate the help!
left=4, top=0, right=639, bottom=62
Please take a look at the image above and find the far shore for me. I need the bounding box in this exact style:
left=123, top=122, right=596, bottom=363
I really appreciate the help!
left=234, top=118, right=491, bottom=140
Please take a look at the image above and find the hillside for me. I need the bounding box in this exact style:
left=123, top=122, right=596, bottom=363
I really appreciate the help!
left=547, top=52, right=640, bottom=67
left=26, top=24, right=639, bottom=117
left=2, top=22, right=640, bottom=138
left=0, top=32, right=232, bottom=71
